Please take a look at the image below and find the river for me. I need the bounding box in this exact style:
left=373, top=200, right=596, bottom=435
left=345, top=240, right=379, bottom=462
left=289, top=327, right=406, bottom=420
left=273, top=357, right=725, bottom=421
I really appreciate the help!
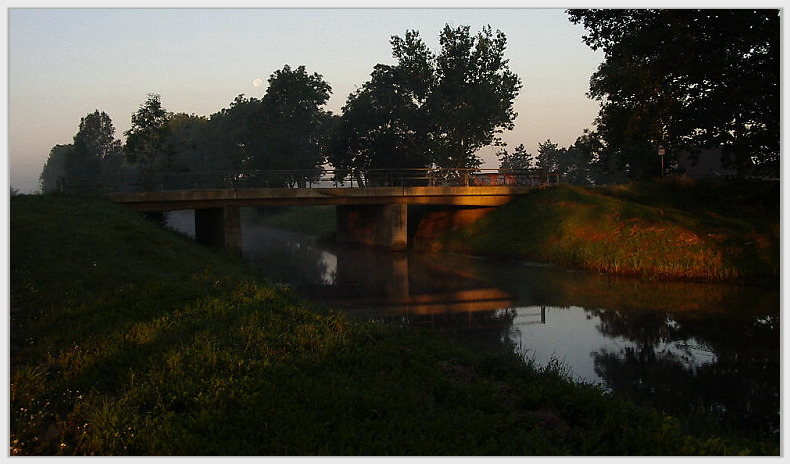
left=167, top=210, right=780, bottom=440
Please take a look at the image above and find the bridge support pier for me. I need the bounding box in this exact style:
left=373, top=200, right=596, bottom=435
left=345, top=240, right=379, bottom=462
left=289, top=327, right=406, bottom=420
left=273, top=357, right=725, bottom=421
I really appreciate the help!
left=194, top=206, right=241, bottom=254
left=336, top=204, right=408, bottom=251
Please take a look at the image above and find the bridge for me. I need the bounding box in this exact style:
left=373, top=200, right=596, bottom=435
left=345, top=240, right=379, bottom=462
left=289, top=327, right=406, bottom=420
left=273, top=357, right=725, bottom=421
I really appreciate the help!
left=61, top=168, right=558, bottom=252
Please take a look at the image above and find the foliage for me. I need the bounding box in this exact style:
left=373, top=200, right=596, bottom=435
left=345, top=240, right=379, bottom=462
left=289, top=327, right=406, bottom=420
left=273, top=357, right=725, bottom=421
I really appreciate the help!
left=40, top=111, right=126, bottom=192
left=330, top=24, right=522, bottom=173
left=165, top=113, right=211, bottom=172
left=201, top=66, right=334, bottom=185
left=39, top=144, right=73, bottom=193
left=70, top=110, right=123, bottom=177
left=429, top=25, right=522, bottom=168
left=497, top=143, right=533, bottom=170
left=257, top=65, right=335, bottom=183
left=567, top=9, right=780, bottom=178
left=10, top=195, right=775, bottom=455
left=123, top=93, right=173, bottom=172
left=415, top=178, right=779, bottom=281
left=327, top=64, right=430, bottom=184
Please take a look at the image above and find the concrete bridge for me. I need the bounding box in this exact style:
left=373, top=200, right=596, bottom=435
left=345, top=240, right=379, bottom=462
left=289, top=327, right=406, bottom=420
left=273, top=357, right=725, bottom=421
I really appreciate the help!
left=63, top=169, right=557, bottom=252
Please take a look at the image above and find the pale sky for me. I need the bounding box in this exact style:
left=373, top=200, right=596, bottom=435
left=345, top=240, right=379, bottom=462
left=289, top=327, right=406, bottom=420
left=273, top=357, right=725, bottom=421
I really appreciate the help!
left=7, top=7, right=605, bottom=193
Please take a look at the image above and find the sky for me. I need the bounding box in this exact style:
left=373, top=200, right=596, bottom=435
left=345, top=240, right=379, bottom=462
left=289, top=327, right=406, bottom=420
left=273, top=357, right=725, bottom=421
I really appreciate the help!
left=6, top=7, right=606, bottom=193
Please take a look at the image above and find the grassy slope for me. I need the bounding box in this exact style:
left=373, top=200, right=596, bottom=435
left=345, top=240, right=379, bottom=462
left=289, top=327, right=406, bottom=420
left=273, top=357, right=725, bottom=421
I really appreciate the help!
left=414, top=178, right=779, bottom=281
left=10, top=195, right=776, bottom=455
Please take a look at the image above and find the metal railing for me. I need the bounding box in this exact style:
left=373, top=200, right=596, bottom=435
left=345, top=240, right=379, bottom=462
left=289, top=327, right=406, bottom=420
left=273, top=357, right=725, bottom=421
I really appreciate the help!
left=58, top=168, right=560, bottom=194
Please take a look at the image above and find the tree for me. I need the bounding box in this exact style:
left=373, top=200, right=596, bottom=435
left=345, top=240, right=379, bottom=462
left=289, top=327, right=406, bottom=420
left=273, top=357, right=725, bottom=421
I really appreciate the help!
left=205, top=66, right=333, bottom=186
left=534, top=138, right=595, bottom=185
left=536, top=139, right=560, bottom=174
left=40, top=110, right=124, bottom=191
left=429, top=25, right=522, bottom=169
left=206, top=94, right=265, bottom=171
left=497, top=143, right=533, bottom=170
left=39, top=144, right=73, bottom=193
left=71, top=110, right=122, bottom=176
left=256, top=65, right=333, bottom=180
left=166, top=113, right=211, bottom=172
left=124, top=93, right=173, bottom=172
left=329, top=24, right=522, bottom=174
left=327, top=64, right=430, bottom=185
left=568, top=9, right=780, bottom=178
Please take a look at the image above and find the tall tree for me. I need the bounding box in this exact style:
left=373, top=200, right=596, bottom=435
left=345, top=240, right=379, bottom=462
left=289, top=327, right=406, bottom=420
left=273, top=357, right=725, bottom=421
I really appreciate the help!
left=39, top=144, right=73, bottom=193
left=67, top=110, right=122, bottom=178
left=166, top=113, right=211, bottom=172
left=124, top=93, right=173, bottom=172
left=329, top=24, right=522, bottom=174
left=568, top=9, right=780, bottom=177
left=497, top=143, right=534, bottom=170
left=429, top=25, right=522, bottom=169
left=257, top=65, right=333, bottom=176
left=206, top=66, right=333, bottom=186
left=327, top=64, right=430, bottom=185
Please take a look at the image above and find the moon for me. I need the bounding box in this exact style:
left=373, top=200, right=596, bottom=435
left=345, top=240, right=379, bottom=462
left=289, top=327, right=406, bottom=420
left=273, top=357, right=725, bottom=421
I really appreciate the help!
left=252, top=78, right=263, bottom=88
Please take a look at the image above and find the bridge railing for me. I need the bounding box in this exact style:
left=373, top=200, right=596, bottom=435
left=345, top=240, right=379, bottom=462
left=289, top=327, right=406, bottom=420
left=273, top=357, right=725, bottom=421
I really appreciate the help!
left=58, top=168, right=559, bottom=194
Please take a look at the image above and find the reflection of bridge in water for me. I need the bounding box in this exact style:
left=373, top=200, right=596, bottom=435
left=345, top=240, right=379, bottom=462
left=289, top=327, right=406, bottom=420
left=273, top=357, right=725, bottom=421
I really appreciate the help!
left=61, top=168, right=558, bottom=253
left=285, top=243, right=546, bottom=328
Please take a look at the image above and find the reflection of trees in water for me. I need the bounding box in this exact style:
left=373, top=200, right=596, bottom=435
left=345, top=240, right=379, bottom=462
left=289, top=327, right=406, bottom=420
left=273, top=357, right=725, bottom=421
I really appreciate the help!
left=240, top=229, right=779, bottom=440
left=388, top=308, right=519, bottom=354
left=243, top=228, right=332, bottom=287
left=589, top=307, right=779, bottom=441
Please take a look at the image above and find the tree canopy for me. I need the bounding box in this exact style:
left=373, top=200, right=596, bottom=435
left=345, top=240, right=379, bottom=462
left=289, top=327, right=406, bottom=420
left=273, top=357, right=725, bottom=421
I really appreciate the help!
left=203, top=65, right=334, bottom=185
left=568, top=9, right=780, bottom=178
left=40, top=110, right=125, bottom=192
left=328, top=24, right=522, bottom=176
left=123, top=93, right=173, bottom=172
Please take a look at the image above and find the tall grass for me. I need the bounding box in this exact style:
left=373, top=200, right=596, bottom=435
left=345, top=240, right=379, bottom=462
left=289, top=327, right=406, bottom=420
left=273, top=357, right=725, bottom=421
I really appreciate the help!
left=415, top=178, right=779, bottom=281
left=10, top=195, right=777, bottom=455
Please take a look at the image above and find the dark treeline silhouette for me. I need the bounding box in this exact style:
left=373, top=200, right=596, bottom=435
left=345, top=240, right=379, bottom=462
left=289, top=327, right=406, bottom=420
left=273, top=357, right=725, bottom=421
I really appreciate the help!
left=40, top=24, right=523, bottom=192
left=41, top=12, right=780, bottom=192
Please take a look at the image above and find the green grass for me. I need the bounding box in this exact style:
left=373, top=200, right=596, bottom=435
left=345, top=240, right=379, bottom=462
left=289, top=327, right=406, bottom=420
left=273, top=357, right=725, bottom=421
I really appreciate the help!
left=10, top=194, right=777, bottom=455
left=414, top=177, right=779, bottom=281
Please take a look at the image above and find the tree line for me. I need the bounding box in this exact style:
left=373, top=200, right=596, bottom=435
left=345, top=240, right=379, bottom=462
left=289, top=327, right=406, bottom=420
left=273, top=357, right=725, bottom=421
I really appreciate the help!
left=41, top=11, right=779, bottom=193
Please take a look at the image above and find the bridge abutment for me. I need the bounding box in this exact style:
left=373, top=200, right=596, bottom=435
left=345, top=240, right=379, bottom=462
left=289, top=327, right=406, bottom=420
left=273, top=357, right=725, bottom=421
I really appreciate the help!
left=194, top=206, right=241, bottom=254
left=336, top=204, right=408, bottom=251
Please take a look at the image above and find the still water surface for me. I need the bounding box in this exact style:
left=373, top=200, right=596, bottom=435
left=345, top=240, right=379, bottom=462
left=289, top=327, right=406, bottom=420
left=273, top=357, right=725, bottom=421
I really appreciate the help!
left=169, top=212, right=780, bottom=439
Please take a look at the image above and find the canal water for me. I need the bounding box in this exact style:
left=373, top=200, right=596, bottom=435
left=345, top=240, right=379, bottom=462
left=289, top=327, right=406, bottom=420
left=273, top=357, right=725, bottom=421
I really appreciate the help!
left=168, top=211, right=780, bottom=440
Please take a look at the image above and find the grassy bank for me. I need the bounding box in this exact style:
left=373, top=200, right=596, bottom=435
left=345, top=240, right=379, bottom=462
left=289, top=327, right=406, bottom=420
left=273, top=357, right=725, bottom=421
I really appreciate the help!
left=10, top=195, right=777, bottom=455
left=414, top=177, right=779, bottom=281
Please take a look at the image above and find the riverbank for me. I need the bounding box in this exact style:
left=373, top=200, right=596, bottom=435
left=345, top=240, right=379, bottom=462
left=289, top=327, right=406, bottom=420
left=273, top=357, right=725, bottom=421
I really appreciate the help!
left=10, top=195, right=777, bottom=455
left=413, top=177, right=779, bottom=282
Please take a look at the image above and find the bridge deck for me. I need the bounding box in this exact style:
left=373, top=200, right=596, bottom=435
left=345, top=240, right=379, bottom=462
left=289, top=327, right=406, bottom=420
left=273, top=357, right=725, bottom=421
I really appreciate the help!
left=108, top=185, right=542, bottom=211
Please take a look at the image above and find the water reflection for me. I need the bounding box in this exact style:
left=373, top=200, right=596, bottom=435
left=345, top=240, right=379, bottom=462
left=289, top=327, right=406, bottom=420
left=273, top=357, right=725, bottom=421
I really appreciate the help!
left=169, top=213, right=779, bottom=440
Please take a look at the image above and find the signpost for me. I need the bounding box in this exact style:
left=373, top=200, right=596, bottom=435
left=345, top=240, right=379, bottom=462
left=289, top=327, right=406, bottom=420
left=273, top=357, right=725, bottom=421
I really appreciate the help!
left=658, top=145, right=666, bottom=176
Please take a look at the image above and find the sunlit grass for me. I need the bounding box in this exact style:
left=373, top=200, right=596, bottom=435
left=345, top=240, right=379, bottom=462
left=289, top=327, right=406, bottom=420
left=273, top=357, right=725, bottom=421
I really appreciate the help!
left=416, top=178, right=778, bottom=281
left=10, top=194, right=777, bottom=455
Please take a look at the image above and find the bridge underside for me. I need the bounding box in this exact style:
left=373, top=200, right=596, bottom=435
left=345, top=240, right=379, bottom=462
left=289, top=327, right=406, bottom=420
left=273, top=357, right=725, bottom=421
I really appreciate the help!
left=108, top=186, right=538, bottom=252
